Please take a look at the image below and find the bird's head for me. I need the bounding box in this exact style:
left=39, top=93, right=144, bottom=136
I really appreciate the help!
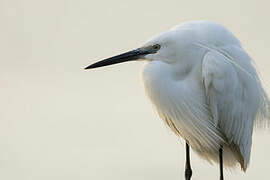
left=85, top=23, right=206, bottom=70
left=141, top=29, right=197, bottom=64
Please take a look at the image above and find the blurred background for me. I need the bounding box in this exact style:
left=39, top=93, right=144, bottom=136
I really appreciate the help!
left=1, top=0, right=270, bottom=179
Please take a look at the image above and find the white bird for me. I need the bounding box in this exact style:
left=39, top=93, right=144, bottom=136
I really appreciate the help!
left=85, top=21, right=270, bottom=180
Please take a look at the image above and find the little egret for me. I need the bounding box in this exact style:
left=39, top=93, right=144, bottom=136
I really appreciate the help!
left=85, top=21, right=270, bottom=180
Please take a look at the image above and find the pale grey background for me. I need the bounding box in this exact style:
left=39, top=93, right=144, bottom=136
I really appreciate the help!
left=1, top=0, right=270, bottom=179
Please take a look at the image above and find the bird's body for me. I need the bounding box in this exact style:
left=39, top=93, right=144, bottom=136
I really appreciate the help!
left=86, top=20, right=270, bottom=179
left=142, top=21, right=269, bottom=171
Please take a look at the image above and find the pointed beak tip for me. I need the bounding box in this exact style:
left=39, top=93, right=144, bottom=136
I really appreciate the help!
left=84, top=65, right=94, bottom=70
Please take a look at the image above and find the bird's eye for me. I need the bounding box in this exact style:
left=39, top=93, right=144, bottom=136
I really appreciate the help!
left=153, top=44, right=161, bottom=51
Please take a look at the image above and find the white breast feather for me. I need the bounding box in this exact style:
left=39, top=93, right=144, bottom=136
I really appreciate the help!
left=142, top=44, right=270, bottom=171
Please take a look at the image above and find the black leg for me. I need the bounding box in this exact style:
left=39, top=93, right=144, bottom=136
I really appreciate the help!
left=219, top=145, right=224, bottom=180
left=185, top=142, right=192, bottom=180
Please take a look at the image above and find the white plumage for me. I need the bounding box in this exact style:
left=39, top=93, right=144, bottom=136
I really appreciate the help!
left=85, top=20, right=270, bottom=176
left=142, top=21, right=270, bottom=171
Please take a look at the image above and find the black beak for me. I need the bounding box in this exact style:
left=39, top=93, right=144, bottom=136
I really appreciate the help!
left=85, top=48, right=152, bottom=69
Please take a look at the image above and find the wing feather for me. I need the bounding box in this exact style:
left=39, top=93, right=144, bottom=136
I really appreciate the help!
left=202, top=45, right=269, bottom=170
